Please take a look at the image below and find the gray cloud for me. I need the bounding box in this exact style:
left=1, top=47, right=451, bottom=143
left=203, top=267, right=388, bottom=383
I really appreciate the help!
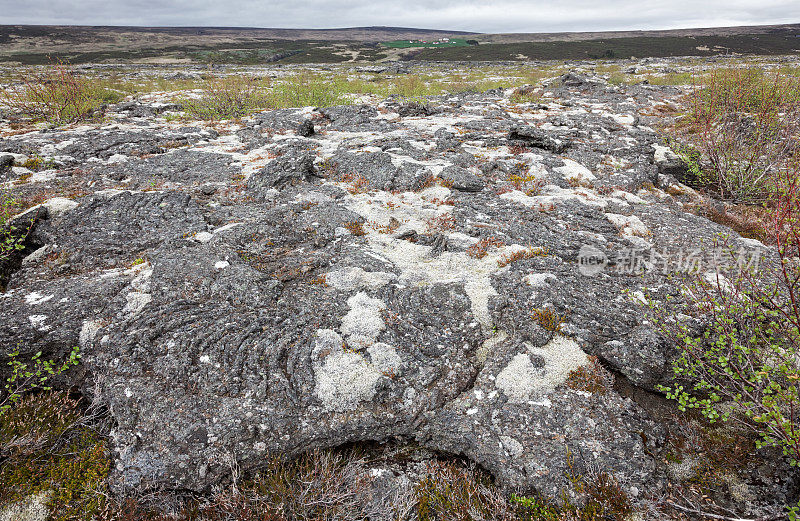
left=1, top=0, right=799, bottom=33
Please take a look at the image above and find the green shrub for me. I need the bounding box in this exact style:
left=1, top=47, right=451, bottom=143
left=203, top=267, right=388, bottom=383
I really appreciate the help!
left=179, top=75, right=271, bottom=120
left=269, top=73, right=352, bottom=108
left=0, top=190, right=32, bottom=288
left=179, top=73, right=353, bottom=120
left=656, top=272, right=800, bottom=465
left=1, top=345, right=81, bottom=415
left=654, top=178, right=800, bottom=466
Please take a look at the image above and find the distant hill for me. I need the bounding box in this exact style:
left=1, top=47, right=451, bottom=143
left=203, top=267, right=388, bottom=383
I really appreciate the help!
left=477, top=23, right=800, bottom=43
left=0, top=23, right=797, bottom=64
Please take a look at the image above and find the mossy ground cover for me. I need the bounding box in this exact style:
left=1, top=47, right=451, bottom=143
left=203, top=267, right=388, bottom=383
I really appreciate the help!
left=0, top=392, right=111, bottom=521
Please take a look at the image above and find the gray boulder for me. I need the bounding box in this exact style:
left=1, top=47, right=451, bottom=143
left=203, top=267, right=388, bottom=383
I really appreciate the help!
left=439, top=165, right=484, bottom=192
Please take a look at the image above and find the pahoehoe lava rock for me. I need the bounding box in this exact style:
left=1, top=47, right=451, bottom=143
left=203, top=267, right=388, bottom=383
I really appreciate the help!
left=0, top=74, right=781, bottom=505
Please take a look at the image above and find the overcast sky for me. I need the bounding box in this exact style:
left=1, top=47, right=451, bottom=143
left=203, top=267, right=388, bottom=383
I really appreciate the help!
left=2, top=0, right=799, bottom=34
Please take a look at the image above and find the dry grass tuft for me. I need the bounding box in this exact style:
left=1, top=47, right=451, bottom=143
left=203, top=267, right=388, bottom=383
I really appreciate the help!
left=497, top=246, right=548, bottom=267
left=566, top=356, right=613, bottom=395
left=532, top=306, right=566, bottom=333
left=466, top=236, right=505, bottom=259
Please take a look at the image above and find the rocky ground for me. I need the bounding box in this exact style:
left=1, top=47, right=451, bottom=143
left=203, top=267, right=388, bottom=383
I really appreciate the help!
left=0, top=60, right=797, bottom=519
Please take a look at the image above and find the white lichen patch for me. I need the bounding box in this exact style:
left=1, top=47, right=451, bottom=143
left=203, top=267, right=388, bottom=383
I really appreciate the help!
left=496, top=353, right=543, bottom=402
left=495, top=335, right=588, bottom=403
left=500, top=435, right=524, bottom=456
left=315, top=351, right=381, bottom=412
left=79, top=319, right=103, bottom=348
left=523, top=273, right=557, bottom=287
left=325, top=266, right=396, bottom=291
left=357, top=233, right=520, bottom=329
left=605, top=213, right=650, bottom=238
left=312, top=329, right=385, bottom=413
left=555, top=158, right=596, bottom=183
left=344, top=188, right=534, bottom=330
left=123, top=264, right=153, bottom=316
left=24, top=292, right=54, bottom=305
left=500, top=186, right=608, bottom=210
left=341, top=292, right=386, bottom=348
left=344, top=186, right=453, bottom=236
left=367, top=342, right=403, bottom=374
left=652, top=143, right=678, bottom=164
left=28, top=315, right=50, bottom=331
left=124, top=292, right=152, bottom=316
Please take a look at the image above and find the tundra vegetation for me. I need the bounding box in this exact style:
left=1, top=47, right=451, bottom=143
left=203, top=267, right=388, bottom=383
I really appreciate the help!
left=1, top=56, right=800, bottom=520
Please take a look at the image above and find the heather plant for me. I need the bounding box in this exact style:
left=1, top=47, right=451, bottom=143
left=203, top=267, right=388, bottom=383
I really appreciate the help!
left=1, top=61, right=123, bottom=125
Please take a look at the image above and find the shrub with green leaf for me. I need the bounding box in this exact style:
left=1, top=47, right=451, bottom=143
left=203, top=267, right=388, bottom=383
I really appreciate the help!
left=269, top=72, right=352, bottom=109
left=0, top=190, right=32, bottom=289
left=655, top=172, right=800, bottom=466
left=179, top=73, right=354, bottom=120
left=179, top=75, right=271, bottom=120
left=1, top=345, right=81, bottom=415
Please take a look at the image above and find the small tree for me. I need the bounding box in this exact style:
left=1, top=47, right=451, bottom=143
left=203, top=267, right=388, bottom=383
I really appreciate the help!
left=680, top=68, right=800, bottom=202
left=656, top=168, right=800, bottom=465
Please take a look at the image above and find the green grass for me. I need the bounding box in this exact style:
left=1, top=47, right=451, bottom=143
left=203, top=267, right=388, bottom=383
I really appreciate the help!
left=382, top=37, right=473, bottom=49
left=177, top=73, right=354, bottom=120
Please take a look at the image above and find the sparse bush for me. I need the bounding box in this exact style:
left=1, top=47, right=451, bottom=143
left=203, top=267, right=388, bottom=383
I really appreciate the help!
left=390, top=75, right=440, bottom=99
left=179, top=75, right=271, bottom=120
left=181, top=73, right=353, bottom=119
left=1, top=61, right=123, bottom=125
left=655, top=170, right=800, bottom=466
left=678, top=67, right=800, bottom=202
left=270, top=73, right=352, bottom=108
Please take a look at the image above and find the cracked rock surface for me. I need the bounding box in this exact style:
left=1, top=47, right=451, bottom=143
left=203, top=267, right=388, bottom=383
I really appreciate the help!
left=0, top=71, right=777, bottom=502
